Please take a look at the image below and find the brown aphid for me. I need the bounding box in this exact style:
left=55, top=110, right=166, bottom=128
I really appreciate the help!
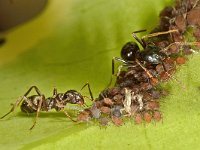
left=145, top=101, right=160, bottom=110
left=170, top=26, right=184, bottom=42
left=143, top=112, right=152, bottom=123
left=110, top=87, right=121, bottom=95
left=175, top=15, right=186, bottom=32
left=160, top=71, right=171, bottom=81
left=153, top=111, right=162, bottom=122
left=176, top=57, right=186, bottom=65
left=94, top=101, right=103, bottom=108
left=150, top=90, right=162, bottom=99
left=193, top=27, right=200, bottom=40
left=168, top=43, right=180, bottom=54
left=113, top=94, right=123, bottom=104
left=163, top=58, right=175, bottom=70
left=77, top=110, right=91, bottom=122
left=140, top=82, right=153, bottom=91
left=99, top=117, right=109, bottom=126
left=134, top=113, right=143, bottom=124
left=143, top=92, right=152, bottom=101
left=111, top=116, right=123, bottom=126
left=100, top=106, right=111, bottom=114
left=187, top=6, right=200, bottom=26
left=103, top=98, right=114, bottom=106
left=156, top=64, right=164, bottom=74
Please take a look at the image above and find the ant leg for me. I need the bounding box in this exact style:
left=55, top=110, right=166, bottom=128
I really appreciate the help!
left=107, top=57, right=137, bottom=88
left=29, top=96, right=45, bottom=130
left=54, top=99, right=77, bottom=122
left=135, top=59, right=158, bottom=85
left=141, top=29, right=178, bottom=40
left=112, top=57, right=129, bottom=75
left=81, top=83, right=94, bottom=101
left=62, top=109, right=77, bottom=122
left=106, top=57, right=130, bottom=88
left=24, top=86, right=43, bottom=97
left=0, top=96, right=26, bottom=119
left=1, top=86, right=44, bottom=119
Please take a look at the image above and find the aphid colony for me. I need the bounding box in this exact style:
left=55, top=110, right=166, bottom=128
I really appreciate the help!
left=1, top=0, right=200, bottom=129
left=77, top=0, right=200, bottom=126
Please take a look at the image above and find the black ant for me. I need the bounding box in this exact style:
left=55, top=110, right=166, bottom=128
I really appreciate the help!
left=111, top=29, right=179, bottom=84
left=0, top=83, right=93, bottom=130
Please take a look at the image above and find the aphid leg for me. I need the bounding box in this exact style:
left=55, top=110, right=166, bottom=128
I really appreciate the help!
left=161, top=60, right=186, bottom=90
left=1, top=86, right=44, bottom=119
left=81, top=83, right=94, bottom=101
left=141, top=29, right=178, bottom=39
left=135, top=59, right=158, bottom=85
left=29, top=95, right=45, bottom=130
left=132, top=30, right=147, bottom=48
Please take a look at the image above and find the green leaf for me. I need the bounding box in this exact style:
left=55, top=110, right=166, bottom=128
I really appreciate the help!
left=3, top=0, right=200, bottom=149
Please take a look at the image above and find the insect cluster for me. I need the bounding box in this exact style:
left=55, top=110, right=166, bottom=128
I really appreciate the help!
left=77, top=0, right=200, bottom=126
left=1, top=0, right=200, bottom=129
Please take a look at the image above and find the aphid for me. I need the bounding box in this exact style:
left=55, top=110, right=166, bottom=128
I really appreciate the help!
left=0, top=83, right=93, bottom=130
left=111, top=116, right=123, bottom=126
left=143, top=111, right=152, bottom=123
left=134, top=113, right=143, bottom=124
left=153, top=111, right=162, bottom=122
left=112, top=29, right=178, bottom=85
left=99, top=117, right=109, bottom=126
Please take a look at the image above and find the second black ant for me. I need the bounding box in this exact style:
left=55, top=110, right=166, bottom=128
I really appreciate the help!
left=0, top=83, right=93, bottom=130
left=111, top=29, right=178, bottom=85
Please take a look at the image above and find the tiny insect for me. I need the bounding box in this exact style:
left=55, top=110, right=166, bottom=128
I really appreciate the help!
left=0, top=83, right=93, bottom=130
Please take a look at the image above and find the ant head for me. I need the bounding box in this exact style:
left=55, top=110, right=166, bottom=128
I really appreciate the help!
left=63, top=90, right=84, bottom=105
left=121, top=42, right=140, bottom=61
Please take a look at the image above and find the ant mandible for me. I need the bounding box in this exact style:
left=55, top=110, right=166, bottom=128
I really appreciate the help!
left=0, top=83, right=93, bottom=130
left=112, top=29, right=178, bottom=84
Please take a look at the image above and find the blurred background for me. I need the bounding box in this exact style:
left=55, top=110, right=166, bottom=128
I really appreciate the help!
left=0, top=0, right=47, bottom=31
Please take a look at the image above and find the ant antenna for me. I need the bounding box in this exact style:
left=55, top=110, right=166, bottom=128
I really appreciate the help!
left=132, top=29, right=147, bottom=48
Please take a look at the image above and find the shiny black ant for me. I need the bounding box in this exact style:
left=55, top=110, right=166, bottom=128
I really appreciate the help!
left=112, top=29, right=178, bottom=84
left=0, top=83, right=93, bottom=130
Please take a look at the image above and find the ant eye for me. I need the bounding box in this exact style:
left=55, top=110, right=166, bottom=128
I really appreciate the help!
left=121, top=42, right=140, bottom=61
